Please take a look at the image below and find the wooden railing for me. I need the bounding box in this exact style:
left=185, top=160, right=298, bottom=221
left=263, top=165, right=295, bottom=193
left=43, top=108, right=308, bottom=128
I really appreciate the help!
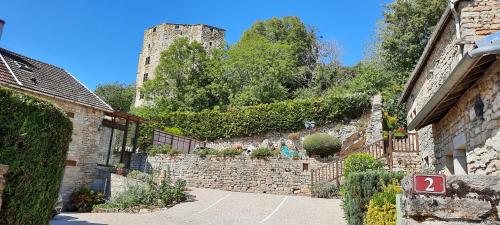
left=310, top=132, right=419, bottom=186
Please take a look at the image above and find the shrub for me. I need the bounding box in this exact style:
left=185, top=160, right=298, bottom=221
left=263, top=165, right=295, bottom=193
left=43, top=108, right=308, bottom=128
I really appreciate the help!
left=138, top=93, right=371, bottom=142
left=69, top=188, right=105, bottom=212
left=288, top=132, right=300, bottom=141
left=250, top=147, right=277, bottom=158
left=0, top=87, right=73, bottom=224
left=147, top=145, right=181, bottom=156
left=311, top=182, right=340, bottom=199
left=365, top=183, right=401, bottom=225
left=303, top=133, right=341, bottom=157
left=196, top=148, right=219, bottom=157
left=95, top=178, right=188, bottom=210
left=217, top=148, right=243, bottom=157
left=343, top=153, right=384, bottom=179
left=127, top=170, right=152, bottom=182
left=343, top=170, right=404, bottom=225
left=164, top=127, right=183, bottom=136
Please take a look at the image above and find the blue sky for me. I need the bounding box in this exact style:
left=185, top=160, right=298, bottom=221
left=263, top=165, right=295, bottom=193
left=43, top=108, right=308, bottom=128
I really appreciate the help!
left=0, top=0, right=392, bottom=90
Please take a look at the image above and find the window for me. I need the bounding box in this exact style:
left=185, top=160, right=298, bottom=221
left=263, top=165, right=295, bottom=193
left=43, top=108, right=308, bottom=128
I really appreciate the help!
left=143, top=73, right=149, bottom=82
left=210, top=28, right=214, bottom=32
left=145, top=56, right=150, bottom=65
left=148, top=44, right=151, bottom=49
left=209, top=42, right=213, bottom=47
left=153, top=27, right=156, bottom=32
left=175, top=25, right=180, bottom=30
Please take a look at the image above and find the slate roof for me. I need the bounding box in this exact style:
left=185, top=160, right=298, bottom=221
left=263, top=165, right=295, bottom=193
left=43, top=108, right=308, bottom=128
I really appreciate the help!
left=0, top=48, right=113, bottom=112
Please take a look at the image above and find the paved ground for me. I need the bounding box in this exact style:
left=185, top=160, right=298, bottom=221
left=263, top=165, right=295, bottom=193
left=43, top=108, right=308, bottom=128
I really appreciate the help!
left=51, top=188, right=346, bottom=225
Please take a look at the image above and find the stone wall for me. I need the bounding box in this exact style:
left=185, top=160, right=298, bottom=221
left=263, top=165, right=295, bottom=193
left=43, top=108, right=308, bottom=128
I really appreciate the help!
left=0, top=165, right=8, bottom=211
left=145, top=154, right=324, bottom=195
left=135, top=23, right=225, bottom=107
left=432, top=62, right=500, bottom=175
left=399, top=175, right=500, bottom=224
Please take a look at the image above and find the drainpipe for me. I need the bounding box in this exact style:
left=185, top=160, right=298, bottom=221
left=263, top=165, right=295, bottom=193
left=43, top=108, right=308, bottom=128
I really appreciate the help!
left=450, top=0, right=464, bottom=56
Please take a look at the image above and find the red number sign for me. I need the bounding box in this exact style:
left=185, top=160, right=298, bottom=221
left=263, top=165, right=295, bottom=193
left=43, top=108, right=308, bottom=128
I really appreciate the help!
left=413, top=174, right=446, bottom=194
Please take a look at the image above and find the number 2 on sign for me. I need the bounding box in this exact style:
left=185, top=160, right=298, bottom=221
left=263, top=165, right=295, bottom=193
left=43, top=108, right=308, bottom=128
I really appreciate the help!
left=425, top=177, right=434, bottom=191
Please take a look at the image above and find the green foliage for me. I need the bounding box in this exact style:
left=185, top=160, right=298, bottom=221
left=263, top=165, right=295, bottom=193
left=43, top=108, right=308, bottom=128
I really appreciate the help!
left=343, top=171, right=405, bottom=225
left=311, top=182, right=340, bottom=199
left=69, top=188, right=105, bottom=212
left=365, top=183, right=402, bottom=225
left=196, top=148, right=219, bottom=157
left=164, top=127, right=184, bottom=136
left=95, top=82, right=135, bottom=112
left=250, top=147, right=278, bottom=158
left=343, top=153, right=384, bottom=179
left=147, top=145, right=181, bottom=156
left=127, top=170, right=152, bottom=182
left=379, top=0, right=447, bottom=77
left=115, top=163, right=126, bottom=169
left=140, top=93, right=371, bottom=141
left=94, top=179, right=188, bottom=210
left=141, top=38, right=227, bottom=112
left=303, top=133, right=341, bottom=157
left=0, top=87, right=73, bottom=225
left=217, top=148, right=243, bottom=157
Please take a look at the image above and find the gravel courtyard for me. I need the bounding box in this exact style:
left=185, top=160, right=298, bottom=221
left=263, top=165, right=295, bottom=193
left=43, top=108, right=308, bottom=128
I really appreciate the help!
left=51, top=188, right=346, bottom=225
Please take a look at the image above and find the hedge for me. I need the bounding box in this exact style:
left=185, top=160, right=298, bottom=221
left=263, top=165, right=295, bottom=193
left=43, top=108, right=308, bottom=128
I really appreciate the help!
left=0, top=87, right=73, bottom=225
left=343, top=170, right=405, bottom=225
left=138, top=93, right=371, bottom=145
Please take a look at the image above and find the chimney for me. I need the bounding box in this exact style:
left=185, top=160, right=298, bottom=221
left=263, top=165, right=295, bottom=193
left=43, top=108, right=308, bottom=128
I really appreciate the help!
left=0, top=19, right=5, bottom=41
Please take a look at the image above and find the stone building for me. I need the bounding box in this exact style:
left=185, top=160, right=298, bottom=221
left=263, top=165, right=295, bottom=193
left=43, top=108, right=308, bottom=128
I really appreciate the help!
left=400, top=0, right=499, bottom=175
left=0, top=47, right=141, bottom=203
left=134, top=23, right=225, bottom=107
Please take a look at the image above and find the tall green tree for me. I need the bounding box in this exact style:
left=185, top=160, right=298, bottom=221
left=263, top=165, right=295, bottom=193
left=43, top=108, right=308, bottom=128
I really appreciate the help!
left=141, top=38, right=226, bottom=112
left=95, top=82, right=135, bottom=112
left=378, top=0, right=448, bottom=78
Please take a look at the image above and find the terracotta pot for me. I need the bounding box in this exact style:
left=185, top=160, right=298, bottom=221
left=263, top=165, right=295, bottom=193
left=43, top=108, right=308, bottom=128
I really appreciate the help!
left=116, top=168, right=126, bottom=175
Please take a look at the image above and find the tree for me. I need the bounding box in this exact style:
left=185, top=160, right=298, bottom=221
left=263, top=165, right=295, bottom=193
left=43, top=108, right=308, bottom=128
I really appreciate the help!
left=141, top=38, right=226, bottom=112
left=378, top=0, right=448, bottom=78
left=95, top=82, right=135, bottom=112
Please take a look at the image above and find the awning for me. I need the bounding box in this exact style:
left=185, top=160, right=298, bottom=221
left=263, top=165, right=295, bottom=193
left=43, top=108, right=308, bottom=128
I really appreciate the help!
left=408, top=36, right=500, bottom=130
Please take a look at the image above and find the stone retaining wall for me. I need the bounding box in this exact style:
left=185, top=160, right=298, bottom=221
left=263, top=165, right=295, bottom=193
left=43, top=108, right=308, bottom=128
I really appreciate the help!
left=399, top=175, right=500, bottom=224
left=0, top=165, right=8, bottom=211
left=145, top=154, right=324, bottom=195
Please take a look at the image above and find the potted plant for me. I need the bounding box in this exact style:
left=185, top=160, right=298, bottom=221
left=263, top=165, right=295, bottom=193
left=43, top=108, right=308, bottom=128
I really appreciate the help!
left=115, top=163, right=126, bottom=175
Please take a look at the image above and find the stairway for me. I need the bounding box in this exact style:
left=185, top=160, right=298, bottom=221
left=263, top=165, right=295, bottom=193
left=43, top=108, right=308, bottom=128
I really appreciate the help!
left=310, top=132, right=420, bottom=186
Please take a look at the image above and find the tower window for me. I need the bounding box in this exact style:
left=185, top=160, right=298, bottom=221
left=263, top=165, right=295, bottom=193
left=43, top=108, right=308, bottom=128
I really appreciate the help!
left=175, top=25, right=180, bottom=30
left=210, top=28, right=214, bottom=32
left=143, top=73, right=149, bottom=82
left=209, top=42, right=213, bottom=47
left=145, top=57, right=150, bottom=65
left=153, top=27, right=156, bottom=32
left=148, top=44, right=151, bottom=49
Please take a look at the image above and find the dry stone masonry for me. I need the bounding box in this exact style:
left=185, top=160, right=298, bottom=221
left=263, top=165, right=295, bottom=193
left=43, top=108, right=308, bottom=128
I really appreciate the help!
left=145, top=154, right=324, bottom=196
left=399, top=175, right=500, bottom=224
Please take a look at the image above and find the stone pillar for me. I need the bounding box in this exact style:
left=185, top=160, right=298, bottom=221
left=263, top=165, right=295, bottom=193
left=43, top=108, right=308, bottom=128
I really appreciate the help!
left=0, top=164, right=9, bottom=211
left=365, top=94, right=383, bottom=145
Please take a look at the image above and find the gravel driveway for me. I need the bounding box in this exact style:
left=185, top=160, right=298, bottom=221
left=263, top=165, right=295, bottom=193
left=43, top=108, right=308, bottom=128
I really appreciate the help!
left=51, top=188, right=346, bottom=225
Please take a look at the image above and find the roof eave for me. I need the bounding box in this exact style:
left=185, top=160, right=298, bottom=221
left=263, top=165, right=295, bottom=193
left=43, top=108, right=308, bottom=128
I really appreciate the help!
left=408, top=46, right=500, bottom=130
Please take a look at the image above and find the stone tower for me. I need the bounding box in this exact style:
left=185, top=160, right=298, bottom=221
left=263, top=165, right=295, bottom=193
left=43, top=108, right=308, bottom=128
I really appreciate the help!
left=134, top=23, right=225, bottom=107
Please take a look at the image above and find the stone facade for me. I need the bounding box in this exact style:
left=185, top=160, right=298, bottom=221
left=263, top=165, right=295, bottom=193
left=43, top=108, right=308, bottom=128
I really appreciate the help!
left=144, top=154, right=324, bottom=196
left=134, top=23, right=225, bottom=107
left=365, top=94, right=383, bottom=145
left=0, top=165, right=8, bottom=211
left=399, top=175, right=500, bottom=224
left=18, top=91, right=107, bottom=203
left=404, top=0, right=500, bottom=175
left=433, top=62, right=500, bottom=175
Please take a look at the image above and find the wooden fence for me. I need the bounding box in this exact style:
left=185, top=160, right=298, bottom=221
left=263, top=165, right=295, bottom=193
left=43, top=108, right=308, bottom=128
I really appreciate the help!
left=310, top=132, right=419, bottom=186
left=152, top=129, right=206, bottom=154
